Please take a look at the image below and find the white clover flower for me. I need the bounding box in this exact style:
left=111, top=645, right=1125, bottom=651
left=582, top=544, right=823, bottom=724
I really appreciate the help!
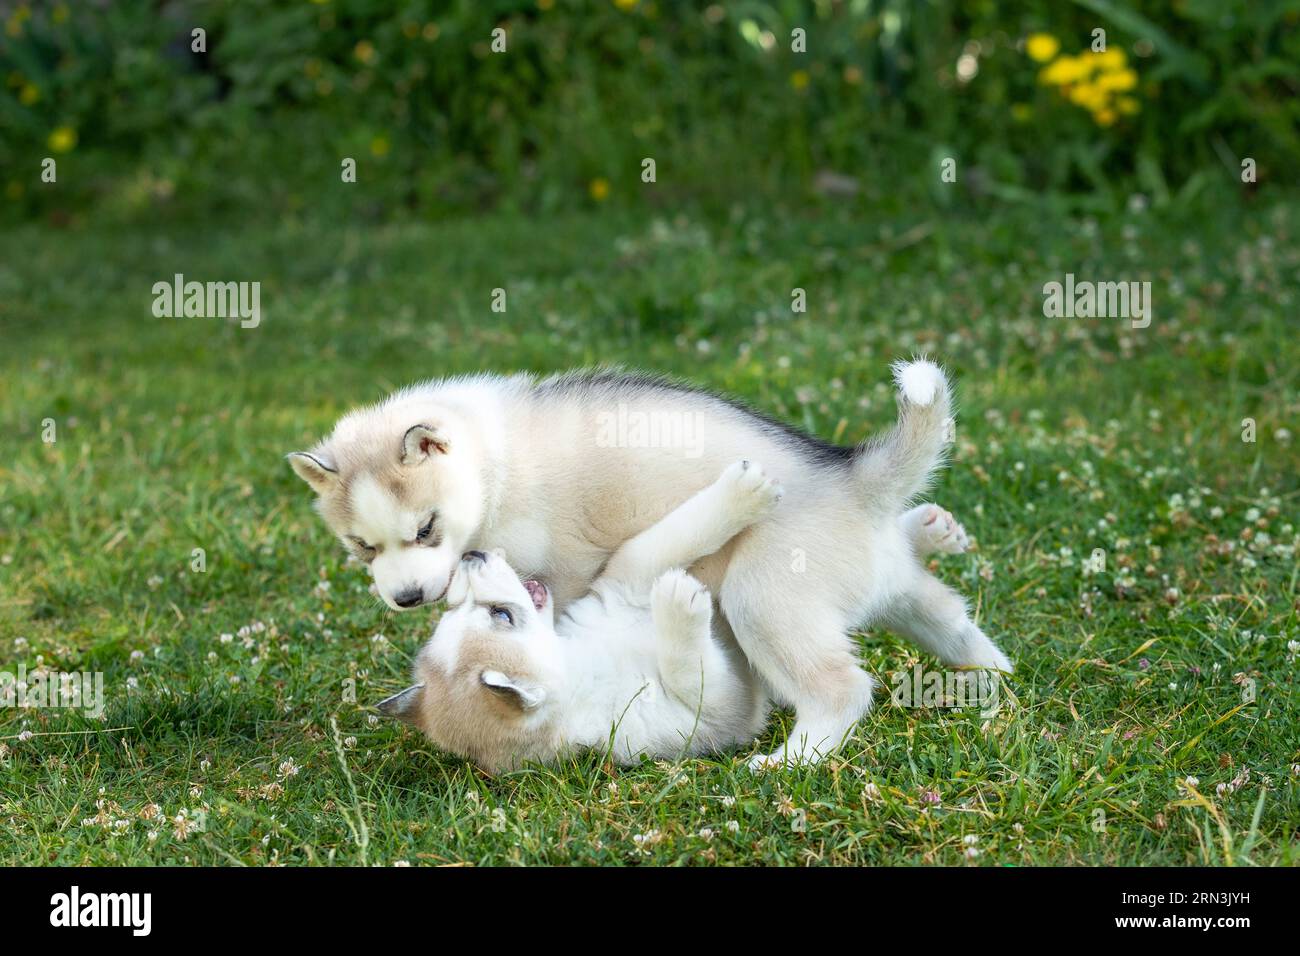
left=632, top=829, right=663, bottom=849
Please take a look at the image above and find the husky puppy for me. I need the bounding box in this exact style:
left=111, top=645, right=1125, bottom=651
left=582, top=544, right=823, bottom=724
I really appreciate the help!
left=377, top=464, right=975, bottom=772
left=376, top=460, right=782, bottom=771
left=289, top=359, right=1011, bottom=768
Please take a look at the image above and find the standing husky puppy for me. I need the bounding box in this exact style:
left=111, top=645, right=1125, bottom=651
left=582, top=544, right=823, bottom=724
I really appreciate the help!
left=376, top=460, right=782, bottom=771
left=288, top=359, right=1011, bottom=768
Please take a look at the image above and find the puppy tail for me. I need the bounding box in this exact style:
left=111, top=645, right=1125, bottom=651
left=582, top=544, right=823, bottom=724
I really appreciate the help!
left=850, top=358, right=953, bottom=512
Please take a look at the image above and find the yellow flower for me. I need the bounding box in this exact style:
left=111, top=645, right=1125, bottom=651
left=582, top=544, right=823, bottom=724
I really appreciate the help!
left=538, top=0, right=555, bottom=9
left=1068, top=83, right=1108, bottom=111
left=1117, top=96, right=1140, bottom=115
left=1039, top=54, right=1092, bottom=86
left=1093, top=48, right=1127, bottom=71
left=354, top=40, right=376, bottom=64
left=1093, top=108, right=1117, bottom=127
left=589, top=178, right=610, bottom=201
left=790, top=69, right=809, bottom=90
left=1025, top=33, right=1060, bottom=63
left=1096, top=68, right=1137, bottom=92
left=369, top=134, right=390, bottom=157
left=613, top=0, right=639, bottom=10
left=47, top=126, right=77, bottom=153
left=19, top=83, right=39, bottom=105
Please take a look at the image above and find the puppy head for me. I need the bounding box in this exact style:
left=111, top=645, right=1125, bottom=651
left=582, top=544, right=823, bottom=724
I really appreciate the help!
left=287, top=403, right=487, bottom=610
left=376, top=551, right=562, bottom=771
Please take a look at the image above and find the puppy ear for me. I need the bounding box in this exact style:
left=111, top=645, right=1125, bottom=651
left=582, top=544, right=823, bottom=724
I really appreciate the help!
left=401, top=424, right=449, bottom=464
left=287, top=451, right=338, bottom=494
left=481, top=670, right=545, bottom=710
left=376, top=684, right=425, bottom=726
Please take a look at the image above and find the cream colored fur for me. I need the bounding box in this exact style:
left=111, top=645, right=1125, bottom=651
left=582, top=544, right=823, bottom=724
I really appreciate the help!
left=289, top=360, right=1012, bottom=768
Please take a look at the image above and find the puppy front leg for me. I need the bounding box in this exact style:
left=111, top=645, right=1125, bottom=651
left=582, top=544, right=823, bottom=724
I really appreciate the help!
left=601, top=460, right=782, bottom=593
left=650, top=570, right=733, bottom=709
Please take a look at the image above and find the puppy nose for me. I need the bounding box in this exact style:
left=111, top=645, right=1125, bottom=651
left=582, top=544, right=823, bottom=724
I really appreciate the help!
left=393, top=588, right=425, bottom=608
left=462, top=550, right=487, bottom=563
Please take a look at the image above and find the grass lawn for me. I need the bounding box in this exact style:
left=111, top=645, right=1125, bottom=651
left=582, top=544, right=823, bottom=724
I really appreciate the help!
left=1, top=196, right=1297, bottom=866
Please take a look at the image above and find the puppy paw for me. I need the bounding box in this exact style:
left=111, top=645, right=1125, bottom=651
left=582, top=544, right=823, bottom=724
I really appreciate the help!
left=904, top=503, right=970, bottom=555
left=717, top=459, right=783, bottom=526
left=651, top=569, right=713, bottom=634
left=746, top=751, right=783, bottom=772
left=746, top=747, right=813, bottom=772
left=961, top=643, right=1014, bottom=674
left=949, top=623, right=1014, bottom=673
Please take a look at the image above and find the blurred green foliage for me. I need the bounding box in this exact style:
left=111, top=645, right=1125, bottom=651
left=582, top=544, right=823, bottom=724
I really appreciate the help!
left=2, top=0, right=1296, bottom=224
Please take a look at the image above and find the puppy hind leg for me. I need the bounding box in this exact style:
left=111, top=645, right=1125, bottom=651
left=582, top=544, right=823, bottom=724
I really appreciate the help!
left=880, top=571, right=1012, bottom=672
left=723, top=594, right=875, bottom=769
left=899, top=503, right=970, bottom=556
left=602, top=460, right=783, bottom=593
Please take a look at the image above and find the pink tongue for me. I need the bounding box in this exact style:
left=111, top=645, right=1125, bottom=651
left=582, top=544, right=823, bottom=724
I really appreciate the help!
left=523, top=580, right=547, bottom=610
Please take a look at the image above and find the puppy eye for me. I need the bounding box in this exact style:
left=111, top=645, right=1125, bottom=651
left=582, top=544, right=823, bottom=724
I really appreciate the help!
left=489, top=606, right=514, bottom=626
left=416, top=515, right=438, bottom=544
left=348, top=537, right=376, bottom=559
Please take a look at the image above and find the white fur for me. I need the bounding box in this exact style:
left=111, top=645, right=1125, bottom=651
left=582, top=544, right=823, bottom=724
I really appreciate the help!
left=409, top=461, right=781, bottom=766
left=293, top=360, right=1013, bottom=768
left=894, top=358, right=943, bottom=406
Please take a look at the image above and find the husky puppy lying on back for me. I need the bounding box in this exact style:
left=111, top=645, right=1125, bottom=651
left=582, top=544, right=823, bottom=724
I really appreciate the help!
left=377, top=461, right=973, bottom=772
left=289, top=359, right=1011, bottom=768
left=377, top=460, right=781, bottom=770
